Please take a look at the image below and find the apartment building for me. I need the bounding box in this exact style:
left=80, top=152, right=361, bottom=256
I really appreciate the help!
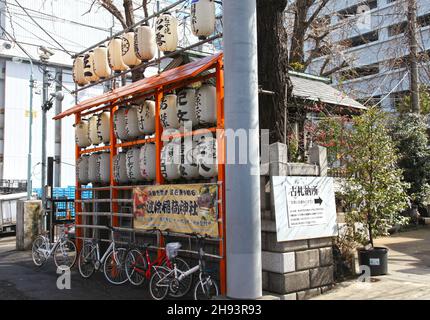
left=305, top=0, right=430, bottom=111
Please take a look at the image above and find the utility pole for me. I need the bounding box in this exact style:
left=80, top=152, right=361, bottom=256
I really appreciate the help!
left=41, top=64, right=48, bottom=193
left=408, top=0, right=420, bottom=113
left=27, top=71, right=34, bottom=199
left=224, top=0, right=262, bottom=299
left=54, top=68, right=62, bottom=187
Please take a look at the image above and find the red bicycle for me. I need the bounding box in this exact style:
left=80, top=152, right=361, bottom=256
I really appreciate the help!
left=124, top=230, right=193, bottom=298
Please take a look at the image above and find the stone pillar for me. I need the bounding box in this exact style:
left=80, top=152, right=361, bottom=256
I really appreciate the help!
left=261, top=144, right=335, bottom=300
left=16, top=200, right=42, bottom=250
left=269, top=143, right=288, bottom=176
left=309, top=145, right=328, bottom=176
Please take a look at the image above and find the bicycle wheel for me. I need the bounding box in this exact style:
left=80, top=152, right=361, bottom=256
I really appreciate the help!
left=125, top=249, right=147, bottom=286
left=194, top=276, right=219, bottom=300
left=78, top=243, right=97, bottom=278
left=166, top=257, right=193, bottom=298
left=54, top=239, right=77, bottom=270
left=149, top=267, right=170, bottom=300
left=32, top=236, right=48, bottom=267
left=103, top=248, right=128, bottom=285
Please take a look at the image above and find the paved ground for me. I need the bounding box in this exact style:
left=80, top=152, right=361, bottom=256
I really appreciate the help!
left=313, top=226, right=430, bottom=300
left=0, top=235, right=153, bottom=300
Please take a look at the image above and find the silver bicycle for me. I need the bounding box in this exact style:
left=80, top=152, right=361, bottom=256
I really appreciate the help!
left=77, top=225, right=128, bottom=285
left=149, top=235, right=219, bottom=300
left=32, top=224, right=77, bottom=270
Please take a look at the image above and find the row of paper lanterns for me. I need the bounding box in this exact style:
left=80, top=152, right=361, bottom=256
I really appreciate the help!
left=74, top=85, right=216, bottom=148
left=76, top=135, right=218, bottom=185
left=73, top=0, right=216, bottom=86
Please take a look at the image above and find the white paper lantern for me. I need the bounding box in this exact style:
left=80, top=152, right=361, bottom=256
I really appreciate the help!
left=74, top=120, right=91, bottom=148
left=125, top=105, right=141, bottom=139
left=161, top=128, right=182, bottom=144
left=155, top=13, right=178, bottom=53
left=114, top=107, right=128, bottom=141
left=93, top=45, right=111, bottom=79
left=72, top=56, right=88, bottom=87
left=113, top=152, right=128, bottom=184
left=126, top=147, right=144, bottom=182
left=83, top=51, right=99, bottom=83
left=160, top=94, right=179, bottom=129
left=97, top=111, right=111, bottom=144
left=122, top=32, right=141, bottom=68
left=137, top=100, right=156, bottom=135
left=179, top=141, right=199, bottom=180
left=88, top=115, right=102, bottom=145
left=196, top=84, right=217, bottom=126
left=97, top=152, right=111, bottom=184
left=88, top=153, right=99, bottom=183
left=108, top=36, right=128, bottom=73
left=197, top=137, right=218, bottom=178
left=191, top=0, right=216, bottom=40
left=76, top=155, right=90, bottom=185
left=135, top=24, right=157, bottom=61
left=161, top=142, right=181, bottom=181
left=177, top=88, right=198, bottom=128
left=139, top=144, right=156, bottom=181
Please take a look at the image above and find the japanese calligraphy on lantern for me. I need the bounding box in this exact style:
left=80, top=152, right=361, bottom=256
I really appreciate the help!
left=272, top=176, right=338, bottom=241
left=133, top=183, right=219, bottom=237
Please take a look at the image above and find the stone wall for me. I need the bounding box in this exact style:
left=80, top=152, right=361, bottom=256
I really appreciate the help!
left=261, top=143, right=335, bottom=300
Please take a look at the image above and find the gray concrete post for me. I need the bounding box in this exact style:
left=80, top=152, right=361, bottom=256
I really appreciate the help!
left=224, top=0, right=262, bottom=299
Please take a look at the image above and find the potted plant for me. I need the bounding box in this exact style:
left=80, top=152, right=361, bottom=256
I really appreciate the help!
left=342, top=107, right=410, bottom=276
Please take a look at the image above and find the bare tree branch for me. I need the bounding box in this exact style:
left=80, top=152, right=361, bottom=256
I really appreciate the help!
left=82, top=0, right=97, bottom=16
left=100, top=0, right=127, bottom=29
left=305, top=0, right=330, bottom=28
left=321, top=60, right=349, bottom=77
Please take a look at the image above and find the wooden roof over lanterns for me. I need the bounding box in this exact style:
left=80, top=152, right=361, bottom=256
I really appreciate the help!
left=53, top=52, right=223, bottom=120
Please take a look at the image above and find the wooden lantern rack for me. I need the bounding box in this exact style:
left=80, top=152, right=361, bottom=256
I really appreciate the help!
left=54, top=53, right=226, bottom=294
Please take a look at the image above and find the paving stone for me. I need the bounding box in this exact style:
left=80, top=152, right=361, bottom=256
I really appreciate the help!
left=309, top=237, right=333, bottom=249
left=262, top=251, right=295, bottom=274
left=320, top=284, right=334, bottom=294
left=319, top=247, right=334, bottom=266
left=262, top=271, right=269, bottom=290
left=310, top=266, right=334, bottom=288
left=297, top=288, right=321, bottom=300
left=296, top=249, right=320, bottom=270
left=263, top=232, right=309, bottom=252
left=261, top=219, right=276, bottom=232
left=268, top=270, right=310, bottom=294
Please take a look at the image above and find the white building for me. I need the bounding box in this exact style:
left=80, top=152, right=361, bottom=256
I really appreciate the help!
left=305, top=0, right=430, bottom=111
left=0, top=0, right=212, bottom=189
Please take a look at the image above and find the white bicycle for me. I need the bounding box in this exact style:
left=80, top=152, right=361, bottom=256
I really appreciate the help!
left=32, top=224, right=77, bottom=270
left=78, top=225, right=128, bottom=285
left=149, top=234, right=219, bottom=300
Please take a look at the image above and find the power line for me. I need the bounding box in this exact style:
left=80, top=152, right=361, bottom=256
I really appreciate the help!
left=9, top=11, right=84, bottom=52
left=14, top=0, right=72, bottom=56
left=0, top=0, right=113, bottom=32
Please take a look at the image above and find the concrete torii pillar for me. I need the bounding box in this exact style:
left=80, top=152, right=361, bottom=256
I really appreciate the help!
left=224, top=0, right=262, bottom=299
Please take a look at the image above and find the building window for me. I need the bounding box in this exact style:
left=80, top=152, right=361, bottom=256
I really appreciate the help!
left=337, top=1, right=378, bottom=20
left=340, top=63, right=380, bottom=81
left=418, top=13, right=430, bottom=28
left=387, top=13, right=430, bottom=38
left=388, top=21, right=407, bottom=37
left=341, top=31, right=379, bottom=48
left=358, top=95, right=381, bottom=106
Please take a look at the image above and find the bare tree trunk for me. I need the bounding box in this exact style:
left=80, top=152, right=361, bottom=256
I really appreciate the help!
left=257, top=0, right=292, bottom=144
left=289, top=1, right=311, bottom=68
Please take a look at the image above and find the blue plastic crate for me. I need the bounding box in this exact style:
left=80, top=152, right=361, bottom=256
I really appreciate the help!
left=32, top=186, right=93, bottom=218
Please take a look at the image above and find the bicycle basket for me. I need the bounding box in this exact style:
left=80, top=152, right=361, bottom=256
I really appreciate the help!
left=166, top=242, right=181, bottom=260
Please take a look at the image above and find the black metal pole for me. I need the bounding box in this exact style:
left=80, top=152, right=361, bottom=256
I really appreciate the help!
left=47, top=157, right=54, bottom=242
